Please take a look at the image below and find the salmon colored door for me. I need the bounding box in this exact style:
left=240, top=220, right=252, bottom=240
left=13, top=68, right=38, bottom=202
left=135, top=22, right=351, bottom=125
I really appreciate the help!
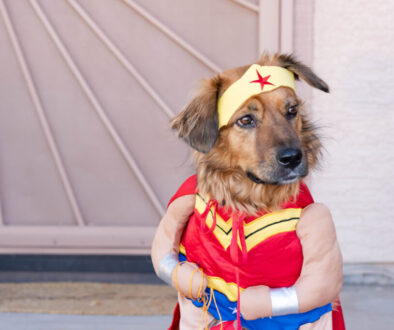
left=0, top=0, right=299, bottom=254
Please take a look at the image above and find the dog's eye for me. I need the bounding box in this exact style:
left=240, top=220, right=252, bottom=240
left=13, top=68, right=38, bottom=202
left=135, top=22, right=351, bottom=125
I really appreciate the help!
left=236, top=115, right=256, bottom=128
left=286, top=105, right=298, bottom=118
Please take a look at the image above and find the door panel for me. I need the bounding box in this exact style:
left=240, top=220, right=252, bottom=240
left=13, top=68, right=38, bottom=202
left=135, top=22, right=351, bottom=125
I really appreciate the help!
left=0, top=0, right=291, bottom=254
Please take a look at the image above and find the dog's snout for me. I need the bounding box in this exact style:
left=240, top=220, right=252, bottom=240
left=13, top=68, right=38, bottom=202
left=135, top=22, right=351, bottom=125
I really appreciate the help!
left=277, top=148, right=302, bottom=169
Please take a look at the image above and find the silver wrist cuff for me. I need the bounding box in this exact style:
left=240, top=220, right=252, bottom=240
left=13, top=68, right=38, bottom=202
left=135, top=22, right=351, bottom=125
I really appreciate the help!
left=157, top=252, right=179, bottom=286
left=270, top=286, right=299, bottom=316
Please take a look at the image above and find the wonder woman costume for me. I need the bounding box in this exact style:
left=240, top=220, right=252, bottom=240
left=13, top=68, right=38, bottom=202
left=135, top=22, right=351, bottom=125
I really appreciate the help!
left=168, top=175, right=345, bottom=330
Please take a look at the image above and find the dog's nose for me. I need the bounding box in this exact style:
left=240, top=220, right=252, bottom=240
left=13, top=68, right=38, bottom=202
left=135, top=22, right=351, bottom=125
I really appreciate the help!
left=277, top=148, right=302, bottom=169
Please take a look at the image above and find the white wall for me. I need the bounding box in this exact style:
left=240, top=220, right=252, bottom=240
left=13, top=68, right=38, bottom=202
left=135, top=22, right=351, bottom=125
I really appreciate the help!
left=311, top=0, right=394, bottom=263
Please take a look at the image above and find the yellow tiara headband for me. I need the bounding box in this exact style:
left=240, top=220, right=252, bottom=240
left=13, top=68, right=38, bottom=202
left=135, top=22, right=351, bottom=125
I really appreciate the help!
left=217, top=64, right=296, bottom=128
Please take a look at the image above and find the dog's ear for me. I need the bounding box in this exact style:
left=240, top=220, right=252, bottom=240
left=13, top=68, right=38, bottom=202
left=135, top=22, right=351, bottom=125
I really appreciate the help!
left=171, top=76, right=220, bottom=153
left=278, top=54, right=329, bottom=93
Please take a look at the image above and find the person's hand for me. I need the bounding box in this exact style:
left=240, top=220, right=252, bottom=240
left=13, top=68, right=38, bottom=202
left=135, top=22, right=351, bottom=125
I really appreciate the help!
left=172, top=261, right=207, bottom=299
left=240, top=285, right=272, bottom=320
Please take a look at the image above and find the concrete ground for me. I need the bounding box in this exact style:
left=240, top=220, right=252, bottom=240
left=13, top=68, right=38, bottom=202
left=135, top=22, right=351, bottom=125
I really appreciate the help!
left=0, top=284, right=392, bottom=329
left=0, top=313, right=172, bottom=330
left=340, top=285, right=394, bottom=329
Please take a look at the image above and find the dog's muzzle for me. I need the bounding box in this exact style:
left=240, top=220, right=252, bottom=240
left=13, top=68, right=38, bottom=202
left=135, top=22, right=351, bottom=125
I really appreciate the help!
left=246, top=147, right=307, bottom=185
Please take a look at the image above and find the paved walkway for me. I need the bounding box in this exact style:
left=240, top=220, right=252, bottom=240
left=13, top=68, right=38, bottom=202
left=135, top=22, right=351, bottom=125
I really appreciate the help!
left=0, top=313, right=172, bottom=330
left=0, top=285, right=392, bottom=329
left=340, top=285, right=394, bottom=330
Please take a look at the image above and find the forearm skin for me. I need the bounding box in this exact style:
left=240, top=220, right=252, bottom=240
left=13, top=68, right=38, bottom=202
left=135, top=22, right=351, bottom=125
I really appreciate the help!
left=241, top=203, right=343, bottom=320
left=151, top=194, right=195, bottom=275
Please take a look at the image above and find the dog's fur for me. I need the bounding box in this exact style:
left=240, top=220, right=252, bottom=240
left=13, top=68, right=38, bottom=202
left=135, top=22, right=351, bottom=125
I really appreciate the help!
left=171, top=53, right=328, bottom=215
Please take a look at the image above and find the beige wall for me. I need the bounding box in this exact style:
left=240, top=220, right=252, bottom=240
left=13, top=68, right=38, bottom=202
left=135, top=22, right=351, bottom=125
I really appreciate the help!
left=310, top=0, right=394, bottom=264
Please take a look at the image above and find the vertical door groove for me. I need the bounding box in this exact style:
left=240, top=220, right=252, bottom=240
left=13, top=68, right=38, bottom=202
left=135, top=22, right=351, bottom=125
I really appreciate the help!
left=258, top=0, right=280, bottom=54
left=280, top=0, right=294, bottom=53
left=0, top=194, right=4, bottom=226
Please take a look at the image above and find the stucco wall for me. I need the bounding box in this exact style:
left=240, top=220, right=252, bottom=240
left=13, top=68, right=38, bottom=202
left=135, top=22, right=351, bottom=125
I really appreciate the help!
left=310, top=0, right=394, bottom=263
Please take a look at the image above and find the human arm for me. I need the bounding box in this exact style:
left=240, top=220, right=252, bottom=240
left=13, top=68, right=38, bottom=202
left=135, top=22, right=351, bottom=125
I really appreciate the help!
left=151, top=194, right=207, bottom=298
left=240, top=203, right=343, bottom=319
left=294, top=202, right=343, bottom=312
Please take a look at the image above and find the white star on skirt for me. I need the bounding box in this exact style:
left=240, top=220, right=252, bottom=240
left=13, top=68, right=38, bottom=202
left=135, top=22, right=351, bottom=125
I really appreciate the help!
left=229, top=306, right=237, bottom=314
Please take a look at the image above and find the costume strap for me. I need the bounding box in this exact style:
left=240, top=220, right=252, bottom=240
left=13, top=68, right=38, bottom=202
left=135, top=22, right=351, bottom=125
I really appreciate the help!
left=229, top=211, right=247, bottom=330
left=200, top=199, right=218, bottom=234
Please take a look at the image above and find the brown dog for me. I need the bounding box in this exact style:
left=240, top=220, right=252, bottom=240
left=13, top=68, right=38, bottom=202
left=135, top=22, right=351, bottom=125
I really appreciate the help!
left=171, top=53, right=328, bottom=214
left=152, top=53, right=344, bottom=329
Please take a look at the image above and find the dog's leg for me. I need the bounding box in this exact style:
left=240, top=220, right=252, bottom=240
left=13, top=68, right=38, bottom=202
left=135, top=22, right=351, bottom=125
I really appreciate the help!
left=178, top=293, right=220, bottom=330
left=299, top=311, right=333, bottom=330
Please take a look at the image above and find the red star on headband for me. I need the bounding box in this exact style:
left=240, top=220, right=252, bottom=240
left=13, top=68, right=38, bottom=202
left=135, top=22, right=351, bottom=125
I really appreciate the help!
left=250, top=70, right=275, bottom=90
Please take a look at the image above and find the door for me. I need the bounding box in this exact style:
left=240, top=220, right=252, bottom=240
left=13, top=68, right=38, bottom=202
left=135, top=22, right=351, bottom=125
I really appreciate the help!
left=0, top=0, right=295, bottom=254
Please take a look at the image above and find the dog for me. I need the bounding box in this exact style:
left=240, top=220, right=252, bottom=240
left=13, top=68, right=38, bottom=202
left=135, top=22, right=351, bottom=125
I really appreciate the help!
left=171, top=53, right=326, bottom=214
left=152, top=53, right=344, bottom=330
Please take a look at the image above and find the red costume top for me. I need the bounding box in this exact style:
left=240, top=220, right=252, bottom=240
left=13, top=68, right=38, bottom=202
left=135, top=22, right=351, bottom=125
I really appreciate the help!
left=168, top=175, right=345, bottom=330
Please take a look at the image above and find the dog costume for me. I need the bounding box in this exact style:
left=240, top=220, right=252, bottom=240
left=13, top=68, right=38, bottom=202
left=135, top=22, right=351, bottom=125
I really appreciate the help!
left=167, top=175, right=345, bottom=330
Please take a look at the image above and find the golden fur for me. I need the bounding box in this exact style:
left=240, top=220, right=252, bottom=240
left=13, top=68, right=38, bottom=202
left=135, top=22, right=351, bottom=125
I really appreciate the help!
left=171, top=53, right=328, bottom=215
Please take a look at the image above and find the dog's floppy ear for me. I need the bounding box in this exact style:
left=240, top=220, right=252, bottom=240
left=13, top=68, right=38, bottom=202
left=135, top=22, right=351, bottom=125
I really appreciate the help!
left=278, top=54, right=329, bottom=93
left=171, top=76, right=220, bottom=153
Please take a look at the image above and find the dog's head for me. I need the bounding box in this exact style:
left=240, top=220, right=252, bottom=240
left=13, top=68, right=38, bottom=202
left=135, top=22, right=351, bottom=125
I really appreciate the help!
left=172, top=53, right=328, bottom=187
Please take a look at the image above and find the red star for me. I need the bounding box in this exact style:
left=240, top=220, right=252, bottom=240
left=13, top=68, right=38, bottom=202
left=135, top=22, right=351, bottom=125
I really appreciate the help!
left=250, top=70, right=275, bottom=90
